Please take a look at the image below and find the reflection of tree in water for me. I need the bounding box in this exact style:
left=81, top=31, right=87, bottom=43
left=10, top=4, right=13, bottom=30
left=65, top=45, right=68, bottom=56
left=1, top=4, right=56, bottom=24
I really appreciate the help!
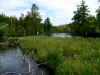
left=0, top=37, right=14, bottom=50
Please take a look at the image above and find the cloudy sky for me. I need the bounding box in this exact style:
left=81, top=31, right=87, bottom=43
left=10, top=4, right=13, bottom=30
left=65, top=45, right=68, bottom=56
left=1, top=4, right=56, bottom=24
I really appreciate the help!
left=0, top=0, right=100, bottom=25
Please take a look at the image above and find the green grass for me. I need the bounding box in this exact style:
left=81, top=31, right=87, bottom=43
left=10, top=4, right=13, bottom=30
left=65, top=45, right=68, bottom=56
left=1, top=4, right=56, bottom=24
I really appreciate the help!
left=17, top=36, right=100, bottom=75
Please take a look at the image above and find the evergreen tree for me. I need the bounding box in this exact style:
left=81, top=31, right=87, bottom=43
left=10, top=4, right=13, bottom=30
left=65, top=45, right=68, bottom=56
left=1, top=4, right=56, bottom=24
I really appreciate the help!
left=96, top=6, right=100, bottom=30
left=72, top=0, right=90, bottom=36
left=24, top=11, right=31, bottom=35
left=30, top=4, right=42, bottom=35
left=44, top=17, right=52, bottom=34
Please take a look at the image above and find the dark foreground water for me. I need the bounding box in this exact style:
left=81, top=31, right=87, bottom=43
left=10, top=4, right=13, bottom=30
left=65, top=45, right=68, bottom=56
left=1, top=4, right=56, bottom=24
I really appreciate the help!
left=0, top=38, right=48, bottom=75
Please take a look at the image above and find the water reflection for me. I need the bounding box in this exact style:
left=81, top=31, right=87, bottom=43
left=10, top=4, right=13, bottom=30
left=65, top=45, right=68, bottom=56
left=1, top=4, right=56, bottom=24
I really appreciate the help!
left=0, top=47, right=28, bottom=73
left=0, top=38, right=48, bottom=75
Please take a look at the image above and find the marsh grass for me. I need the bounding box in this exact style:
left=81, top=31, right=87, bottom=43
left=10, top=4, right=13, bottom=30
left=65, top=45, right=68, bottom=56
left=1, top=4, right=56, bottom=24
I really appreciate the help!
left=17, top=36, right=100, bottom=75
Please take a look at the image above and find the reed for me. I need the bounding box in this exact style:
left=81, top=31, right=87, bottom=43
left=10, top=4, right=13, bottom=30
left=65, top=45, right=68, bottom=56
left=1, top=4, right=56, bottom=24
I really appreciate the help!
left=17, top=36, right=100, bottom=75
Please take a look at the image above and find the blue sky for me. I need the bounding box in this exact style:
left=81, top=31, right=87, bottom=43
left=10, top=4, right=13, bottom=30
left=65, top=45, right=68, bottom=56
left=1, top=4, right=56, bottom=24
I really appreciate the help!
left=0, top=0, right=100, bottom=26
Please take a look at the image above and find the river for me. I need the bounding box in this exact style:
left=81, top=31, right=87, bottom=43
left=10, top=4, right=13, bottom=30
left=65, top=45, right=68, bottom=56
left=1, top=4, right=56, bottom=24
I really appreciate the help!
left=0, top=38, right=48, bottom=75
left=52, top=33, right=72, bottom=38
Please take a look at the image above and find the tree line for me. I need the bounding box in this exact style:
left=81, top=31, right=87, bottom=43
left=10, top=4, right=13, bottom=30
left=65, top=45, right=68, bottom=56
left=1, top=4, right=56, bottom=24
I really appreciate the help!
left=71, top=0, right=100, bottom=37
left=0, top=4, right=69, bottom=37
left=0, top=0, right=100, bottom=37
left=0, top=4, right=50, bottom=37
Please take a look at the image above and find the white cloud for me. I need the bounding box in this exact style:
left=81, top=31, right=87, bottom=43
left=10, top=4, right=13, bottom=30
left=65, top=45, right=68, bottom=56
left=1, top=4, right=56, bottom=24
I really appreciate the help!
left=5, top=9, right=30, bottom=18
left=0, top=0, right=100, bottom=25
left=0, top=0, right=29, bottom=10
left=39, top=10, right=47, bottom=22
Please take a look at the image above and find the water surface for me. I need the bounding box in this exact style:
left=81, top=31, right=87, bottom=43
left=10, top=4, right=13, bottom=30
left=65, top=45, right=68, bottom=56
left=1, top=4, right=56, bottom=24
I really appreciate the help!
left=52, top=33, right=72, bottom=38
left=0, top=39, right=48, bottom=75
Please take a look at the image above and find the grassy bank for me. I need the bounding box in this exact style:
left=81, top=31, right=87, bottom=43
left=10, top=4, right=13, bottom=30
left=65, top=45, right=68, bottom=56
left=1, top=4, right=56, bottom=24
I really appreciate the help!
left=17, top=36, right=100, bottom=75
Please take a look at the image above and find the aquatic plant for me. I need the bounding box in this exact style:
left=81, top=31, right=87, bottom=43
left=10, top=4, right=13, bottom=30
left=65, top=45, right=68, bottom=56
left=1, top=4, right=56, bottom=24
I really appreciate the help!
left=17, top=36, right=100, bottom=75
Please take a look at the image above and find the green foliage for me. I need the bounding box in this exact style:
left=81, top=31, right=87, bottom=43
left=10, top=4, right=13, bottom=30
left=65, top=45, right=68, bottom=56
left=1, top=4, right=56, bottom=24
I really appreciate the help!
left=22, top=4, right=43, bottom=35
left=71, top=0, right=100, bottom=37
left=96, top=6, right=100, bottom=28
left=44, top=17, right=52, bottom=35
left=0, top=13, right=10, bottom=23
left=46, top=51, right=61, bottom=70
left=56, top=59, right=98, bottom=75
left=57, top=25, right=70, bottom=33
left=72, top=0, right=89, bottom=25
left=1, top=2, right=100, bottom=37
left=95, top=6, right=100, bottom=35
left=71, top=0, right=90, bottom=36
left=0, top=4, right=44, bottom=37
left=30, top=4, right=42, bottom=35
left=17, top=36, right=100, bottom=75
left=0, top=22, right=9, bottom=36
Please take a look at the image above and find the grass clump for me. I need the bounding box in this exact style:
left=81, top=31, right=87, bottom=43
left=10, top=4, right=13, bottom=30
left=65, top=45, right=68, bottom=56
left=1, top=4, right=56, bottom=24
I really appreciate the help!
left=46, top=50, right=62, bottom=70
left=17, top=36, right=100, bottom=75
left=56, top=58, right=99, bottom=75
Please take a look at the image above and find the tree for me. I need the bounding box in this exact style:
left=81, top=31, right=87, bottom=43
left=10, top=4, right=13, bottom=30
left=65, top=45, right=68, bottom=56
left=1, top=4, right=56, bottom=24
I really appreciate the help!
left=71, top=0, right=90, bottom=36
left=44, top=17, right=52, bottom=34
left=24, top=12, right=31, bottom=35
left=0, top=13, right=11, bottom=36
left=0, top=13, right=5, bottom=23
left=19, top=13, right=25, bottom=27
left=30, top=4, right=42, bottom=35
left=96, top=6, right=100, bottom=30
left=0, top=22, right=8, bottom=37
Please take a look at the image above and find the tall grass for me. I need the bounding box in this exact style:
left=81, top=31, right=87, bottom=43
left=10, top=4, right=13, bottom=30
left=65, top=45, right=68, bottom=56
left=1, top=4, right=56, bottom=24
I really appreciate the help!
left=17, top=36, right=100, bottom=75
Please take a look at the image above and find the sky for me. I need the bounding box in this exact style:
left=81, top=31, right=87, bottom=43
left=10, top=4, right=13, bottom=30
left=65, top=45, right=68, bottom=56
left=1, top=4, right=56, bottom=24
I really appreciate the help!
left=0, top=0, right=100, bottom=26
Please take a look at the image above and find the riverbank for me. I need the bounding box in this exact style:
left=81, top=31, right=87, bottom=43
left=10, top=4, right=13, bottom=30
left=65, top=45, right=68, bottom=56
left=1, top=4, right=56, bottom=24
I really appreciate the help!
left=17, top=36, right=100, bottom=75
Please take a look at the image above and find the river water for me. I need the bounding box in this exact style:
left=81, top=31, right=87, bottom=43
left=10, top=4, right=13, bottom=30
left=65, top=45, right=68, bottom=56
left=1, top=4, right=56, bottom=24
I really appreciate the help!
left=52, top=33, right=72, bottom=38
left=0, top=38, right=48, bottom=75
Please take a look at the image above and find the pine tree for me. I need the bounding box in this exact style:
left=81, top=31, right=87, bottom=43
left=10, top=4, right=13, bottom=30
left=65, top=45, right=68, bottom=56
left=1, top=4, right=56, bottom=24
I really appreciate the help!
left=44, top=17, right=52, bottom=34
left=72, top=0, right=90, bottom=36
left=30, top=4, right=42, bottom=35
left=96, top=6, right=100, bottom=29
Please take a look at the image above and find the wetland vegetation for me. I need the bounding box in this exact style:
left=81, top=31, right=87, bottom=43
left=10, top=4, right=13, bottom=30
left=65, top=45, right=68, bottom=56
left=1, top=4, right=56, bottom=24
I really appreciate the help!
left=17, top=36, right=100, bottom=75
left=1, top=0, right=100, bottom=75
